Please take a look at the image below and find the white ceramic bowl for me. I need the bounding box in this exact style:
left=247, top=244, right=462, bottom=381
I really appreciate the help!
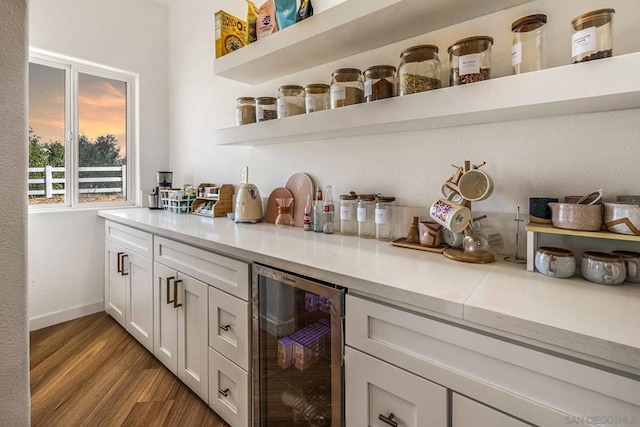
left=603, top=203, right=640, bottom=235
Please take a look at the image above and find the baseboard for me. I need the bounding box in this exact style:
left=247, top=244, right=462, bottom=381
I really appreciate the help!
left=29, top=301, right=104, bottom=331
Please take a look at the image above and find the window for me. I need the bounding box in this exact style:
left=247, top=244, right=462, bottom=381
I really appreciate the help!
left=28, top=51, right=136, bottom=208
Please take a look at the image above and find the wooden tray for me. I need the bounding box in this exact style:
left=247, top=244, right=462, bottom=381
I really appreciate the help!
left=265, top=187, right=294, bottom=224
left=391, top=238, right=448, bottom=254
left=443, top=247, right=495, bottom=264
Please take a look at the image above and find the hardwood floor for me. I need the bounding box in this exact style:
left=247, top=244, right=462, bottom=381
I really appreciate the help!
left=30, top=312, right=230, bottom=427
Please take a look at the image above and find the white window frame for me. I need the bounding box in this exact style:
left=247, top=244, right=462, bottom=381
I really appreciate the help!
left=29, top=49, right=137, bottom=210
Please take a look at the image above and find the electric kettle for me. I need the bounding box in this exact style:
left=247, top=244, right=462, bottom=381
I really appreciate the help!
left=234, top=184, right=263, bottom=223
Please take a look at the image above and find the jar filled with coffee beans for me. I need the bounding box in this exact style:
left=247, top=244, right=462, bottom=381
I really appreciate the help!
left=448, top=36, right=493, bottom=86
left=398, top=45, right=442, bottom=95
left=236, top=97, right=256, bottom=126
left=305, top=84, right=330, bottom=113
left=277, top=85, right=305, bottom=118
left=363, top=65, right=397, bottom=102
left=255, top=97, right=277, bottom=122
left=571, top=9, right=615, bottom=64
left=330, top=68, right=364, bottom=108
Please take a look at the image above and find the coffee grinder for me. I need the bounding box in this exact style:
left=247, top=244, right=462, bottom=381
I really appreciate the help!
left=149, top=171, right=173, bottom=210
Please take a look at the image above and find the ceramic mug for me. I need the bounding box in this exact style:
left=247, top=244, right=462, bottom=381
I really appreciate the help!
left=442, top=228, right=464, bottom=247
left=611, top=251, right=640, bottom=283
left=457, top=169, right=494, bottom=202
left=441, top=182, right=464, bottom=204
left=429, top=196, right=471, bottom=234
left=534, top=247, right=575, bottom=279
left=580, top=251, right=627, bottom=286
left=418, top=221, right=442, bottom=247
left=529, top=197, right=559, bottom=224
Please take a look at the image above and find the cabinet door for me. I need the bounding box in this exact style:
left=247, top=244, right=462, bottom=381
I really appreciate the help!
left=452, top=393, right=530, bottom=427
left=346, top=347, right=447, bottom=427
left=208, top=348, right=249, bottom=427
left=125, top=251, right=153, bottom=352
left=208, top=286, right=250, bottom=371
left=177, top=272, right=209, bottom=401
left=154, top=262, right=178, bottom=374
left=105, top=240, right=126, bottom=327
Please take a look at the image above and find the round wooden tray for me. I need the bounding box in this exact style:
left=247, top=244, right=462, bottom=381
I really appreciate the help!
left=265, top=187, right=294, bottom=223
left=443, top=247, right=495, bottom=264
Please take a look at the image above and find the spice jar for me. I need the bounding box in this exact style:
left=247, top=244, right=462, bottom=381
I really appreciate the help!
left=277, top=85, right=305, bottom=118
left=330, top=68, right=364, bottom=108
left=448, top=36, right=493, bottom=86
left=305, top=84, right=330, bottom=113
left=236, top=97, right=256, bottom=125
left=375, top=195, right=396, bottom=241
left=398, top=45, right=442, bottom=95
left=255, top=97, right=277, bottom=122
left=340, top=193, right=358, bottom=235
left=511, top=14, right=547, bottom=74
left=363, top=65, right=396, bottom=102
left=357, top=195, right=376, bottom=239
left=571, top=9, right=615, bottom=63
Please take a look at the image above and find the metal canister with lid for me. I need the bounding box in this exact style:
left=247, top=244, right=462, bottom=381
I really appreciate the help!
left=330, top=68, right=364, bottom=108
left=571, top=9, right=615, bottom=63
left=398, top=45, right=442, bottom=95
left=448, top=36, right=493, bottom=86
left=363, top=65, right=397, bottom=102
left=375, top=195, right=396, bottom=241
left=511, top=14, right=547, bottom=74
left=340, top=192, right=358, bottom=235
left=277, top=85, right=305, bottom=118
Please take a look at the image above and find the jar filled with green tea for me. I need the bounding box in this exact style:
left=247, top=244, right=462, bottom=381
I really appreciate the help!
left=363, top=65, right=396, bottom=102
left=398, top=45, right=442, bottom=95
left=330, top=68, right=364, bottom=108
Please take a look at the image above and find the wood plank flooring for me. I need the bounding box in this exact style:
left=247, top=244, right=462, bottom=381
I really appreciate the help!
left=30, top=312, right=230, bottom=427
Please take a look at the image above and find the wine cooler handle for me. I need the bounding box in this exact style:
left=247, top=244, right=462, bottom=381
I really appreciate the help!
left=219, top=324, right=230, bottom=332
left=378, top=413, right=398, bottom=427
left=218, top=388, right=229, bottom=397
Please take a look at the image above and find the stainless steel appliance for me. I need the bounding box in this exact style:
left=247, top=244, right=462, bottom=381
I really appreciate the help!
left=252, top=264, right=344, bottom=427
left=235, top=183, right=263, bottom=223
left=149, top=171, right=172, bottom=210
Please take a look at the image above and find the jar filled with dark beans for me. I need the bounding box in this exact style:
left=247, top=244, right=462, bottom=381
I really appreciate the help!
left=448, top=36, right=493, bottom=86
left=571, top=9, right=614, bottom=64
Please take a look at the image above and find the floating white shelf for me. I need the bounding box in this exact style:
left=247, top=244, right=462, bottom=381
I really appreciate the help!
left=213, top=0, right=533, bottom=84
left=215, top=52, right=640, bottom=146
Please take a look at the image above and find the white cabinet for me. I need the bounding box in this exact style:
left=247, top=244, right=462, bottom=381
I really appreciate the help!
left=104, top=221, right=153, bottom=352
left=208, top=347, right=250, bottom=427
left=452, top=394, right=528, bottom=427
left=208, top=286, right=250, bottom=371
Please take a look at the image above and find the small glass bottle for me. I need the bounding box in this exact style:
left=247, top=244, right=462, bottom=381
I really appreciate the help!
left=323, top=185, right=335, bottom=234
left=375, top=195, right=396, bottom=241
left=330, top=68, right=364, bottom=108
left=340, top=192, right=358, bottom=235
left=277, top=85, right=305, bottom=118
left=363, top=65, right=396, bottom=102
left=313, top=186, right=324, bottom=233
left=305, top=84, right=330, bottom=113
left=255, top=97, right=277, bottom=122
left=511, top=14, right=547, bottom=74
left=398, top=45, right=442, bottom=96
left=357, top=195, right=376, bottom=239
left=448, top=36, right=493, bottom=86
left=236, top=97, right=256, bottom=125
left=303, top=192, right=313, bottom=231
left=571, top=9, right=615, bottom=63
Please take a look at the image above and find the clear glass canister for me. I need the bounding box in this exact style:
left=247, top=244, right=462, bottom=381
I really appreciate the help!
left=330, top=68, right=364, bottom=108
left=357, top=195, right=376, bottom=239
left=305, top=84, right=330, bottom=113
left=236, top=97, right=256, bottom=125
left=340, top=193, right=358, bottom=235
left=448, top=36, right=493, bottom=86
left=363, top=65, right=397, bottom=102
left=277, top=85, right=305, bottom=118
left=511, top=14, right=547, bottom=74
left=571, top=9, right=615, bottom=63
left=255, top=97, right=277, bottom=122
left=375, top=196, right=396, bottom=241
left=398, top=45, right=442, bottom=95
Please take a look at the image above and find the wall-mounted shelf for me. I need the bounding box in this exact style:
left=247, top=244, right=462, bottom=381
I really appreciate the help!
left=215, top=53, right=640, bottom=146
left=213, top=0, right=533, bottom=84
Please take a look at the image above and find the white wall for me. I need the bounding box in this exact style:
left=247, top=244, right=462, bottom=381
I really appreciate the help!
left=0, top=0, right=30, bottom=423
left=28, top=0, right=170, bottom=326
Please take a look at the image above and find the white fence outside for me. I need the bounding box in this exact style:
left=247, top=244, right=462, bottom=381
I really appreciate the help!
left=28, top=165, right=126, bottom=198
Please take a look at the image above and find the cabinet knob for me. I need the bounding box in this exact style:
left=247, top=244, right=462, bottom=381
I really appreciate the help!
left=378, top=413, right=398, bottom=427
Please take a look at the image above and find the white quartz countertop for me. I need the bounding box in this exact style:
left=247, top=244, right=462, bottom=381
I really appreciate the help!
left=98, top=208, right=640, bottom=373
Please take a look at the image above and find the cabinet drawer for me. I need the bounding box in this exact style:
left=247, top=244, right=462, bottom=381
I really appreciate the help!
left=105, top=221, right=152, bottom=257
left=209, top=286, right=250, bottom=371
left=208, top=348, right=249, bottom=427
left=452, top=393, right=529, bottom=427
left=154, top=236, right=250, bottom=300
left=345, top=347, right=447, bottom=427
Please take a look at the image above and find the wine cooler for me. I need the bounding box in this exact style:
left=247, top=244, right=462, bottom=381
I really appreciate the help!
left=252, top=264, right=345, bottom=427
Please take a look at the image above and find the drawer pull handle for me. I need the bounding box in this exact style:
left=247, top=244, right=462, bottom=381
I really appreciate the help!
left=166, top=277, right=175, bottom=305
left=378, top=413, right=398, bottom=427
left=120, top=254, right=129, bottom=276
left=116, top=252, right=124, bottom=273
left=219, top=324, right=230, bottom=332
left=218, top=388, right=229, bottom=397
left=173, top=279, right=183, bottom=308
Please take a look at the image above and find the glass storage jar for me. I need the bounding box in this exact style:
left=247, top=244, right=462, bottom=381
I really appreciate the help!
left=330, top=68, right=364, bottom=108
left=363, top=65, right=396, bottom=102
left=277, top=85, right=305, bottom=118
left=398, top=45, right=442, bottom=95
left=357, top=195, right=376, bottom=239
left=375, top=195, right=396, bottom=241
left=571, top=9, right=615, bottom=63
left=448, top=36, right=493, bottom=86
left=305, top=84, right=330, bottom=113
left=340, top=193, right=358, bottom=235
left=255, top=97, right=277, bottom=122
left=236, top=97, right=256, bottom=125
left=511, top=14, right=547, bottom=74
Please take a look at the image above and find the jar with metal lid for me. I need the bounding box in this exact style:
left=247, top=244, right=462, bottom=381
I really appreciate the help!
left=330, top=68, right=364, bottom=108
left=255, top=97, right=277, bottom=122
left=340, top=193, right=358, bottom=235
left=363, top=65, right=396, bottom=102
left=398, top=45, right=442, bottom=95
left=511, top=14, right=547, bottom=74
left=448, top=36, right=493, bottom=86
left=277, top=85, right=305, bottom=118
left=236, top=97, right=256, bottom=125
left=357, top=195, right=376, bottom=239
left=571, top=9, right=615, bottom=63
left=375, top=196, right=396, bottom=241
left=305, top=84, right=330, bottom=113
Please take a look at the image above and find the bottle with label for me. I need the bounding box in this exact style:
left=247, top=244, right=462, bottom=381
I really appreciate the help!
left=448, top=36, right=493, bottom=86
left=313, top=186, right=324, bottom=233
left=323, top=185, right=335, bottom=234
left=303, top=192, right=313, bottom=231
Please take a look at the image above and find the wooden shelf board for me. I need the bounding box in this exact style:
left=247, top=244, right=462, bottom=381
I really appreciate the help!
left=526, top=223, right=640, bottom=242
